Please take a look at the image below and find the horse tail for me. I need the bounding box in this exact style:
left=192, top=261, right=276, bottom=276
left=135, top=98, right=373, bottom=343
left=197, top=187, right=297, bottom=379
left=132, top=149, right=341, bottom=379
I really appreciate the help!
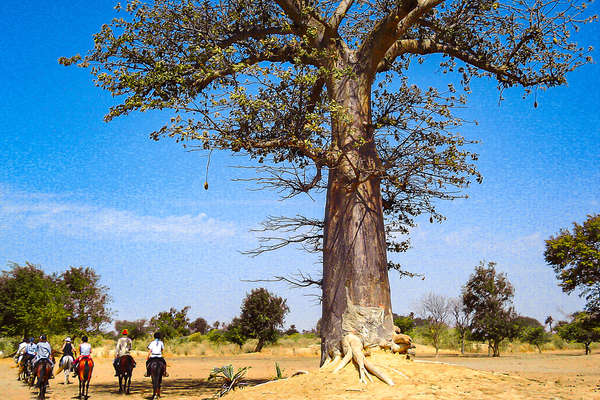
left=84, top=360, right=90, bottom=382
left=38, top=362, right=45, bottom=388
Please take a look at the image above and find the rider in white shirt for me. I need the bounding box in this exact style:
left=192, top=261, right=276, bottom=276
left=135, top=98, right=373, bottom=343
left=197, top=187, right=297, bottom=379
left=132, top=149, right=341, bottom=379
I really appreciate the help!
left=145, top=332, right=168, bottom=377
left=72, top=336, right=92, bottom=376
left=14, top=337, right=28, bottom=364
left=33, top=334, right=54, bottom=378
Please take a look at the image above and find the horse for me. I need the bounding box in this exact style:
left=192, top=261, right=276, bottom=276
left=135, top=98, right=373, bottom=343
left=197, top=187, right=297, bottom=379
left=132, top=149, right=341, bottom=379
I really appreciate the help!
left=75, top=357, right=94, bottom=399
left=58, top=355, right=74, bottom=385
left=16, top=357, right=27, bottom=381
left=148, top=358, right=165, bottom=399
left=34, top=359, right=52, bottom=400
left=116, top=355, right=135, bottom=394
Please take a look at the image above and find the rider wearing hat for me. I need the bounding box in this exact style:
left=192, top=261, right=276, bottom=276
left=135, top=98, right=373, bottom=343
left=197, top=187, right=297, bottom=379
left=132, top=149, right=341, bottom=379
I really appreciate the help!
left=113, top=328, right=135, bottom=376
left=56, top=337, right=76, bottom=374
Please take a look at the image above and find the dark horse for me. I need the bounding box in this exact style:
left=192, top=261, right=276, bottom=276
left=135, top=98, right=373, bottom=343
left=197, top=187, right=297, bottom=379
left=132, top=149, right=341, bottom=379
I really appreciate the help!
left=117, top=355, right=135, bottom=394
left=148, top=358, right=165, bottom=399
left=76, top=357, right=94, bottom=399
left=34, top=359, right=52, bottom=400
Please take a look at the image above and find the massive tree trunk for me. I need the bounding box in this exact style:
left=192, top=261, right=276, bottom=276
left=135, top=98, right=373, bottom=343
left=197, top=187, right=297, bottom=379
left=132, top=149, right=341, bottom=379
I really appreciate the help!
left=320, top=68, right=395, bottom=364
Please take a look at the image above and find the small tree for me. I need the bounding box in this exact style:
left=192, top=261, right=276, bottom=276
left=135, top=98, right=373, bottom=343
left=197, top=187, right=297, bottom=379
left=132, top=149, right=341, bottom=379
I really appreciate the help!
left=284, top=324, right=299, bottom=335
left=239, top=288, right=289, bottom=352
left=224, top=317, right=248, bottom=349
left=462, top=261, right=519, bottom=357
left=545, top=214, right=600, bottom=311
left=450, top=298, right=472, bottom=355
left=189, top=317, right=209, bottom=335
left=418, top=293, right=451, bottom=356
left=114, top=319, right=148, bottom=340
left=149, top=306, right=191, bottom=339
left=61, top=266, right=112, bottom=334
left=557, top=312, right=600, bottom=355
left=521, top=326, right=551, bottom=353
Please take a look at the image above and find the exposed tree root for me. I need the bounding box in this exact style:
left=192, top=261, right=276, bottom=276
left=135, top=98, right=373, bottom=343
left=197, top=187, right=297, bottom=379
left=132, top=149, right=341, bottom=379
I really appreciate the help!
left=321, top=289, right=416, bottom=385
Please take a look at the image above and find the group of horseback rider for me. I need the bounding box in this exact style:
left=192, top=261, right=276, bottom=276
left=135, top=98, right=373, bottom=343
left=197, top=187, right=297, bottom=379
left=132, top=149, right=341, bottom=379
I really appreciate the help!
left=15, top=329, right=168, bottom=379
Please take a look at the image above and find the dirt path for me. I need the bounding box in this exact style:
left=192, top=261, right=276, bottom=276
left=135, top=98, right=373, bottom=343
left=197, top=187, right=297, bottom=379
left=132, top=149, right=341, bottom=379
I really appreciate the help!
left=2, top=351, right=599, bottom=399
left=0, top=355, right=318, bottom=400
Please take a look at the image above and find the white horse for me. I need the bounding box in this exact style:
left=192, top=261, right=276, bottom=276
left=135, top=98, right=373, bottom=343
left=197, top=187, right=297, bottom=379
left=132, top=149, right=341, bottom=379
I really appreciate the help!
left=58, top=355, right=74, bottom=385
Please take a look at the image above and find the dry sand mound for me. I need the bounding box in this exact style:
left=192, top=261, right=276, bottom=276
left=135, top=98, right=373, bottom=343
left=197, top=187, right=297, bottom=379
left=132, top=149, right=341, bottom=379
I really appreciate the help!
left=224, top=351, right=597, bottom=400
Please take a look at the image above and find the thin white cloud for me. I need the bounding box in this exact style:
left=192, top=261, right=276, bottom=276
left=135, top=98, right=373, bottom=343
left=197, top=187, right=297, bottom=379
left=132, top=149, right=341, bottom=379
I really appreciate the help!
left=0, top=189, right=236, bottom=242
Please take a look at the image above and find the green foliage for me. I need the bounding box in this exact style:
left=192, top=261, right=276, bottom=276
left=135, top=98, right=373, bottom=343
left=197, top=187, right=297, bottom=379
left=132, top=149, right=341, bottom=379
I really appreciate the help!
left=207, top=329, right=227, bottom=345
left=149, top=306, right=191, bottom=339
left=393, top=315, right=416, bottom=335
left=0, top=263, right=112, bottom=338
left=0, top=262, right=70, bottom=336
left=188, top=332, right=206, bottom=343
left=545, top=214, right=600, bottom=311
left=557, top=312, right=600, bottom=355
left=208, top=364, right=250, bottom=398
left=223, top=318, right=248, bottom=349
left=0, top=336, right=20, bottom=357
left=520, top=326, right=551, bottom=353
left=61, top=267, right=112, bottom=334
left=275, top=362, right=284, bottom=379
left=462, top=261, right=519, bottom=356
left=114, top=319, right=148, bottom=340
left=239, top=288, right=289, bottom=353
left=189, top=317, right=209, bottom=335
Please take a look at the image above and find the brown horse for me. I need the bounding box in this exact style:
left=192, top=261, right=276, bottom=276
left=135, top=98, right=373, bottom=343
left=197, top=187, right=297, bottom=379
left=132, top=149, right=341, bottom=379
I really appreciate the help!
left=117, top=355, right=136, bottom=394
left=34, top=359, right=53, bottom=400
left=148, top=358, right=165, bottom=399
left=76, top=357, right=94, bottom=399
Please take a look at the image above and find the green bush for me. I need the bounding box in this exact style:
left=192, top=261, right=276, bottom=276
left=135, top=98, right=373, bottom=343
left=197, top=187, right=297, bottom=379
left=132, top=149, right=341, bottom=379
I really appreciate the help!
left=188, top=332, right=205, bottom=343
left=0, top=336, right=20, bottom=357
left=207, top=329, right=227, bottom=345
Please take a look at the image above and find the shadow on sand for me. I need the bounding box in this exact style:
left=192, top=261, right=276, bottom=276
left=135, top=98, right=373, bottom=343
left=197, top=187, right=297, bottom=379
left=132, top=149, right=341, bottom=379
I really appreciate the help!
left=87, top=377, right=268, bottom=399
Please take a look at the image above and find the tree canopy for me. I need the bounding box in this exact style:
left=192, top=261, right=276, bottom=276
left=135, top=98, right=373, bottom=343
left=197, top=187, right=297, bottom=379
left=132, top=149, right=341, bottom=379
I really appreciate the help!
left=149, top=306, right=192, bottom=339
left=238, top=288, right=289, bottom=352
left=61, top=0, right=596, bottom=379
left=545, top=214, right=600, bottom=312
left=61, top=266, right=112, bottom=334
left=462, top=261, right=518, bottom=356
left=557, top=311, right=600, bottom=355
left=0, top=262, right=111, bottom=337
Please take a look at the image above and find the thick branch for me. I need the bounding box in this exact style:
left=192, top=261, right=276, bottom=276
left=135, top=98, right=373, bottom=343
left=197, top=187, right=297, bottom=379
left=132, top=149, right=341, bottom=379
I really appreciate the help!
left=380, top=38, right=561, bottom=86
left=329, top=0, right=355, bottom=30
left=359, top=0, right=445, bottom=74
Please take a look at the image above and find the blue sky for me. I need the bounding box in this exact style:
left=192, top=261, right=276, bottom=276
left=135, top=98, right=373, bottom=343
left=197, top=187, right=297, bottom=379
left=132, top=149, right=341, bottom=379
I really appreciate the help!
left=1, top=0, right=599, bottom=331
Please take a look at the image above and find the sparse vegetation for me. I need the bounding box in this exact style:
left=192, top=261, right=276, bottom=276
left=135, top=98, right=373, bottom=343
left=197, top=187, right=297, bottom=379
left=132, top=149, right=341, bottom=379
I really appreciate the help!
left=208, top=364, right=250, bottom=398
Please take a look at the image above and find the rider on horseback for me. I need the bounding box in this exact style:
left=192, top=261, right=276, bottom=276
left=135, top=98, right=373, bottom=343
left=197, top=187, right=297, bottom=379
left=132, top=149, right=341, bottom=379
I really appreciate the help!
left=32, top=334, right=54, bottom=379
left=144, top=332, right=168, bottom=377
left=71, top=336, right=92, bottom=377
left=56, top=337, right=76, bottom=374
left=14, top=337, right=28, bottom=365
left=113, top=329, right=135, bottom=376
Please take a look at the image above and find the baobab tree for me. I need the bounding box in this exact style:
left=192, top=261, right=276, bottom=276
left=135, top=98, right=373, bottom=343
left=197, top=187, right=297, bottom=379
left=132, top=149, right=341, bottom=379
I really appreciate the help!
left=61, top=0, right=595, bottom=384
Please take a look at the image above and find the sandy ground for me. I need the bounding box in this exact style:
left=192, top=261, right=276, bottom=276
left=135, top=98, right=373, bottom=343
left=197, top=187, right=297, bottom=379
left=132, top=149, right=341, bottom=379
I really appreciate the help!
left=2, top=349, right=599, bottom=399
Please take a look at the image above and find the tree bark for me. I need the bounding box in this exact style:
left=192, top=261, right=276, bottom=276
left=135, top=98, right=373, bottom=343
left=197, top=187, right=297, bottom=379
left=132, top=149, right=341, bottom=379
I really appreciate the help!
left=255, top=338, right=265, bottom=353
left=492, top=340, right=500, bottom=357
left=319, top=68, right=394, bottom=364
